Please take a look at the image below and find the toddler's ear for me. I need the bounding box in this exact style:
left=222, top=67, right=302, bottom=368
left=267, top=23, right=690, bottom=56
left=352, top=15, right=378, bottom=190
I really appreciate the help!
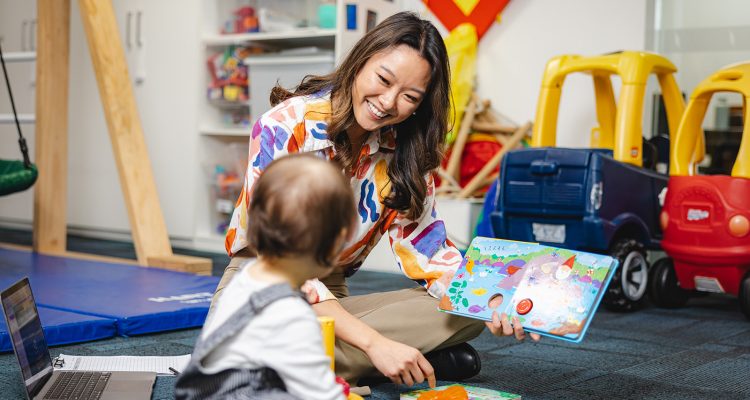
left=332, top=228, right=350, bottom=256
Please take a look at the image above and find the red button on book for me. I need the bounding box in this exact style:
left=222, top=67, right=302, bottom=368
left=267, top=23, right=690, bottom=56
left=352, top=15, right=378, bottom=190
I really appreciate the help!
left=516, top=298, right=533, bottom=315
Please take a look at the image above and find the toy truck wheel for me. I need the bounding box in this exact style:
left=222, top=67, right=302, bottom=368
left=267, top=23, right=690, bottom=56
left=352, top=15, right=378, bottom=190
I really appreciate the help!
left=648, top=257, right=690, bottom=308
left=740, top=272, right=750, bottom=321
left=603, top=239, right=649, bottom=311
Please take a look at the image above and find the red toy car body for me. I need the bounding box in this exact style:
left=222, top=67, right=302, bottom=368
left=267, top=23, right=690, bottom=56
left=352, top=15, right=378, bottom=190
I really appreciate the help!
left=660, top=176, right=750, bottom=294
left=650, top=62, right=750, bottom=319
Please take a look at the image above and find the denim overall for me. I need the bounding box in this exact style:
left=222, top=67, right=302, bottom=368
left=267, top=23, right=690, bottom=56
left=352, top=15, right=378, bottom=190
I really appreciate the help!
left=174, top=283, right=303, bottom=399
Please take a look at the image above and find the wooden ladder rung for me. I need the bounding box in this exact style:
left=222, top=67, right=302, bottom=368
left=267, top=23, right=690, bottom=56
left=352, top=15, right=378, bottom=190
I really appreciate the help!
left=0, top=114, right=35, bottom=124
left=2, top=51, right=37, bottom=63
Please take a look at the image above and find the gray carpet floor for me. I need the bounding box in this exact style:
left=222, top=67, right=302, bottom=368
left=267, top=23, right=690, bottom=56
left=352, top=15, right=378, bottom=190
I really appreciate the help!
left=1, top=228, right=749, bottom=399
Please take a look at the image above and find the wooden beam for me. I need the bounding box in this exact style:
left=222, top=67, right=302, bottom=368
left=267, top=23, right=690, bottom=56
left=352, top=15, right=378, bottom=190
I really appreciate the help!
left=58, top=250, right=140, bottom=266
left=471, top=121, right=517, bottom=134
left=33, top=0, right=71, bottom=254
left=445, top=94, right=478, bottom=181
left=1, top=243, right=210, bottom=275
left=0, top=244, right=211, bottom=275
left=148, top=255, right=213, bottom=276
left=458, top=122, right=531, bottom=198
left=77, top=0, right=173, bottom=265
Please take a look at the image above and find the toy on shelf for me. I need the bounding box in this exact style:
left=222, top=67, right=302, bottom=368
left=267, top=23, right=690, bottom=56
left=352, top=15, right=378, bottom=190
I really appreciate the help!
left=211, top=163, right=243, bottom=235
left=222, top=6, right=259, bottom=34
left=206, top=45, right=262, bottom=128
left=650, top=62, right=750, bottom=319
left=207, top=46, right=254, bottom=103
left=486, top=51, right=688, bottom=311
left=317, top=1, right=336, bottom=29
left=210, top=141, right=250, bottom=234
left=221, top=109, right=251, bottom=129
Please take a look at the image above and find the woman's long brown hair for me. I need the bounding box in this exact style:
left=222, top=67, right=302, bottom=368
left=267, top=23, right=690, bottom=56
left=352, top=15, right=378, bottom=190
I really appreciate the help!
left=270, top=11, right=451, bottom=220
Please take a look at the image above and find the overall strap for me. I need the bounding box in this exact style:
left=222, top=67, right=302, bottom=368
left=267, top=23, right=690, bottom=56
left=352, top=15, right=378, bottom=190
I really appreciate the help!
left=192, top=283, right=303, bottom=363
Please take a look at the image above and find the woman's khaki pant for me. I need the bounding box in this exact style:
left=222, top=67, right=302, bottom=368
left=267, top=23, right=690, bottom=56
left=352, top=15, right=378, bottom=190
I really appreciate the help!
left=210, top=256, right=485, bottom=382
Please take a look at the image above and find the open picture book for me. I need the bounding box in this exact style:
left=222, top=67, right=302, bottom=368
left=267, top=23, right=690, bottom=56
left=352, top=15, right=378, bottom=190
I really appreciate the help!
left=438, top=237, right=618, bottom=343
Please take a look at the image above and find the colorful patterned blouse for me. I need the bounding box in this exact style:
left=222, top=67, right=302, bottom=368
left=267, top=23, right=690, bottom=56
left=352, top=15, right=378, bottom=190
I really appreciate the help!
left=225, top=91, right=462, bottom=303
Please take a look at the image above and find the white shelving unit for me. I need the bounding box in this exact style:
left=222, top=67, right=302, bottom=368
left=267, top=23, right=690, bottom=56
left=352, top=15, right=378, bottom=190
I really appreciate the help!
left=195, top=0, right=338, bottom=251
left=199, top=127, right=253, bottom=137
left=193, top=0, right=401, bottom=252
left=203, top=28, right=337, bottom=46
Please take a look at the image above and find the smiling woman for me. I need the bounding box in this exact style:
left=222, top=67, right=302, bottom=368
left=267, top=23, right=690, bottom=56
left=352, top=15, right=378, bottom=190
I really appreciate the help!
left=351, top=46, right=430, bottom=135
left=212, top=11, right=538, bottom=389
left=268, top=12, right=451, bottom=220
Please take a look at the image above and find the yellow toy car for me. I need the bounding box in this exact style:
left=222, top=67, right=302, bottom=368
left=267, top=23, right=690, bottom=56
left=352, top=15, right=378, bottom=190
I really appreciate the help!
left=490, top=51, right=688, bottom=310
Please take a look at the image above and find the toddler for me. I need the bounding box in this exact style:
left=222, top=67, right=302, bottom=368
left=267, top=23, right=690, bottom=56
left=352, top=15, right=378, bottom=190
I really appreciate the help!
left=175, top=153, right=355, bottom=399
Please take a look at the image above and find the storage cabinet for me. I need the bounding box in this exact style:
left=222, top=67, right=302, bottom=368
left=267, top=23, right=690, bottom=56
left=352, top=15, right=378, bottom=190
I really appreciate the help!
left=63, top=0, right=202, bottom=242
left=0, top=0, right=37, bottom=53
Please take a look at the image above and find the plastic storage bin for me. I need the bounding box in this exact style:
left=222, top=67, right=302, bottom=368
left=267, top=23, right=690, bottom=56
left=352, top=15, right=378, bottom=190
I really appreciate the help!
left=206, top=142, right=248, bottom=234
left=245, top=52, right=334, bottom=122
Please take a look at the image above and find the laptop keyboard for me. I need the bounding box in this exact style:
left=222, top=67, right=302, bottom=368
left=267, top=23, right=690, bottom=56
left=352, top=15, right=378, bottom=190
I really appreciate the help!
left=43, top=371, right=111, bottom=400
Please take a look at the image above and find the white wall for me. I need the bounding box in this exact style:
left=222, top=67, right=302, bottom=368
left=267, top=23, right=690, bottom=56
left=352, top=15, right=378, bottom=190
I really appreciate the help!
left=652, top=0, right=750, bottom=128
left=403, top=0, right=648, bottom=147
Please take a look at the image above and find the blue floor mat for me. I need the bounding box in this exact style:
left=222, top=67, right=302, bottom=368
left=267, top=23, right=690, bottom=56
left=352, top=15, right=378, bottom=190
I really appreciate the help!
left=0, top=306, right=116, bottom=352
left=0, top=248, right=220, bottom=336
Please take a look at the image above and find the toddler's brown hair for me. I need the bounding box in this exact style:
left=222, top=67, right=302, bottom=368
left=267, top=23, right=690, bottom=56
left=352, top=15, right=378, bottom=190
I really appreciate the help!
left=247, top=154, right=356, bottom=266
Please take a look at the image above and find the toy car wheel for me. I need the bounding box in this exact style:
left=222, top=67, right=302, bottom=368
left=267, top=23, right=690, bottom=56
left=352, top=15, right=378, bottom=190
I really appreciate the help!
left=603, top=239, right=649, bottom=311
left=648, top=257, right=690, bottom=308
left=740, top=272, right=750, bottom=321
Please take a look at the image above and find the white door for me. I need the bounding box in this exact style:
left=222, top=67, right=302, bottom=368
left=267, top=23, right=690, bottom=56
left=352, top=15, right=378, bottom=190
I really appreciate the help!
left=66, top=0, right=202, bottom=240
left=130, top=0, right=203, bottom=240
left=0, top=0, right=37, bottom=223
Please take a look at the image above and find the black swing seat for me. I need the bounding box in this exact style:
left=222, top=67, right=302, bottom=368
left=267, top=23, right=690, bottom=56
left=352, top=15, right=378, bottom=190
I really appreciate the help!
left=0, top=159, right=38, bottom=196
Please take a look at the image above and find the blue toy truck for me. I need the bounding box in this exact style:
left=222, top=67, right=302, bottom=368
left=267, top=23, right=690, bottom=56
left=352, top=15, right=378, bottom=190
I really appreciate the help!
left=488, top=51, right=687, bottom=310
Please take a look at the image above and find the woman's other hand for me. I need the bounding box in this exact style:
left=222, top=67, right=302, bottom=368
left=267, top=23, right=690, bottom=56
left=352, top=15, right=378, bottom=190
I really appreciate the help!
left=300, top=281, right=320, bottom=304
left=365, top=336, right=436, bottom=388
left=485, top=311, right=541, bottom=342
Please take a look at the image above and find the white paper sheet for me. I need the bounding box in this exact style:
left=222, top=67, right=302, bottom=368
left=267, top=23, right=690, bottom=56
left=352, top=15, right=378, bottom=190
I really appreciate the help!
left=54, top=354, right=191, bottom=376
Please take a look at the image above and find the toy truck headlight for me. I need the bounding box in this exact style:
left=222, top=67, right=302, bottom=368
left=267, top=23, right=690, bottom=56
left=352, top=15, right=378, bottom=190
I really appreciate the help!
left=660, top=211, right=669, bottom=230
left=728, top=214, right=749, bottom=237
left=590, top=182, right=603, bottom=210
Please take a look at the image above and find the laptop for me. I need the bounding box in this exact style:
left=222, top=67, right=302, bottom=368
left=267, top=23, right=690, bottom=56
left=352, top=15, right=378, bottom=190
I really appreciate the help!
left=1, top=277, right=156, bottom=400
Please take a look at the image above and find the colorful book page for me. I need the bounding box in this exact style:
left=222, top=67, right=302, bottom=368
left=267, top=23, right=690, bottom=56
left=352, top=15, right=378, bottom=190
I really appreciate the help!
left=400, top=384, right=521, bottom=400
left=438, top=237, right=616, bottom=343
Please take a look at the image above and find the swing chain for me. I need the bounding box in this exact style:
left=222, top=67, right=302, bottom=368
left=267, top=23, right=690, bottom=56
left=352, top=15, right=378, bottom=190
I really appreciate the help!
left=0, top=40, right=33, bottom=169
left=19, top=137, right=31, bottom=168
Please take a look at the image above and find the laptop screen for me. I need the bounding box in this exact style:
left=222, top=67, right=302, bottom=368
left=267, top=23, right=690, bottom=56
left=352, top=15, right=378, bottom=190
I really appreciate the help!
left=1, top=278, right=53, bottom=398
